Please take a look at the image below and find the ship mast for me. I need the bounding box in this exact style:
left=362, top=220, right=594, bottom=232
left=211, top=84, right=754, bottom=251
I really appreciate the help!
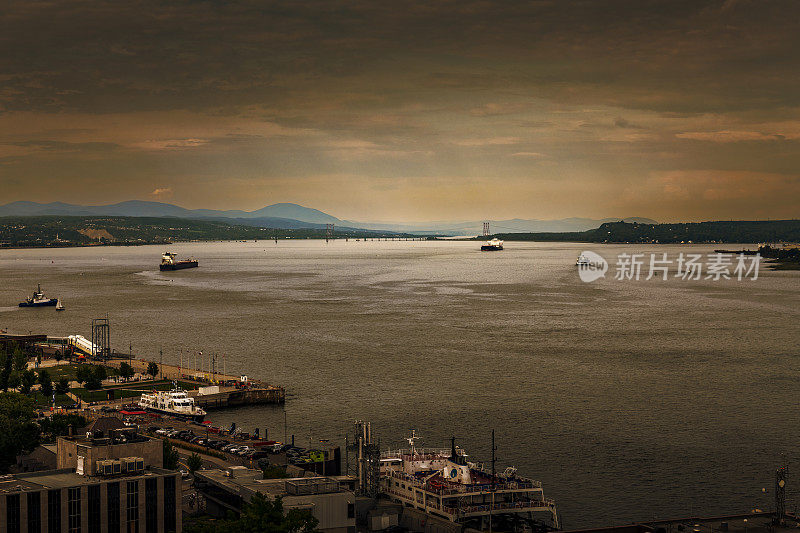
left=406, top=430, right=420, bottom=458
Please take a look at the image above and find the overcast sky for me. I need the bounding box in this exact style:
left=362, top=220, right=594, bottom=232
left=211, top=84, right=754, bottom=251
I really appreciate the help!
left=1, top=0, right=798, bottom=222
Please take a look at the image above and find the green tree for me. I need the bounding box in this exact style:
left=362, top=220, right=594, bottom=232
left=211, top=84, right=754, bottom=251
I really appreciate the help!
left=147, top=362, right=159, bottom=379
left=55, top=378, right=70, bottom=395
left=239, top=494, right=320, bottom=533
left=20, top=369, right=36, bottom=394
left=84, top=375, right=102, bottom=390
left=12, top=347, right=27, bottom=373
left=0, top=393, right=40, bottom=472
left=85, top=365, right=107, bottom=390
left=75, top=364, right=92, bottom=385
left=7, top=372, right=21, bottom=391
left=93, top=366, right=107, bottom=381
left=39, top=414, right=87, bottom=443
left=184, top=494, right=320, bottom=533
left=38, top=369, right=53, bottom=398
left=187, top=452, right=202, bottom=476
left=119, top=362, right=135, bottom=381
left=163, top=439, right=180, bottom=470
left=261, top=464, right=289, bottom=479
left=0, top=349, right=11, bottom=391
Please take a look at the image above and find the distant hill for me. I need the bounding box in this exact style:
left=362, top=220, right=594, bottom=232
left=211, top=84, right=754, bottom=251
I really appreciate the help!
left=0, top=201, right=341, bottom=226
left=0, top=201, right=654, bottom=234
left=0, top=215, right=413, bottom=248
left=488, top=220, right=800, bottom=244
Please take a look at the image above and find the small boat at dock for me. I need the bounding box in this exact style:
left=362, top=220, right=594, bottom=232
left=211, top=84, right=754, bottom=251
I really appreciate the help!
left=138, top=384, right=207, bottom=422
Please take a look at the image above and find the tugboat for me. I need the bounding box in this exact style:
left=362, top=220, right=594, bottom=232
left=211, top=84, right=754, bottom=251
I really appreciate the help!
left=19, top=284, right=59, bottom=307
left=481, top=238, right=504, bottom=251
left=160, top=252, right=199, bottom=271
left=138, top=383, right=207, bottom=422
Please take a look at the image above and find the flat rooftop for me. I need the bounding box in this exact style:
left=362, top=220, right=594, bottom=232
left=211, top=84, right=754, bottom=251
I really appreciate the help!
left=0, top=467, right=175, bottom=494
left=196, top=468, right=345, bottom=499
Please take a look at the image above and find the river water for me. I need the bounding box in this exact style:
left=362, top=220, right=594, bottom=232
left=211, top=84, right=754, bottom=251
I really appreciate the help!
left=1, top=240, right=798, bottom=528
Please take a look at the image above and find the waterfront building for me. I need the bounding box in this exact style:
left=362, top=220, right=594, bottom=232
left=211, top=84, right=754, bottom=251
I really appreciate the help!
left=0, top=419, right=180, bottom=532
left=194, top=467, right=356, bottom=533
left=0, top=467, right=181, bottom=533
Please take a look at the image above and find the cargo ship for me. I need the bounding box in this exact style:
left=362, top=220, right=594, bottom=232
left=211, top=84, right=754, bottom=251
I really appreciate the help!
left=481, top=238, right=504, bottom=251
left=160, top=252, right=199, bottom=271
left=138, top=385, right=207, bottom=422
left=380, top=432, right=559, bottom=530
left=19, top=284, right=59, bottom=307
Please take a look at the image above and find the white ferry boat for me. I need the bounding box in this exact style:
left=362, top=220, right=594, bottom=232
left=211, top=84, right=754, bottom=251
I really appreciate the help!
left=380, top=432, right=559, bottom=530
left=138, top=385, right=207, bottom=422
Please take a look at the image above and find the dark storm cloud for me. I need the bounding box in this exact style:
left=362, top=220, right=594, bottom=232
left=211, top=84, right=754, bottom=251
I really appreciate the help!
left=0, top=0, right=799, bottom=220
left=2, top=0, right=798, bottom=116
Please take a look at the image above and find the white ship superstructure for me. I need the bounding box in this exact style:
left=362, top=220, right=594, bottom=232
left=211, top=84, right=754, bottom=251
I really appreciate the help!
left=138, top=385, right=207, bottom=422
left=380, top=432, right=558, bottom=530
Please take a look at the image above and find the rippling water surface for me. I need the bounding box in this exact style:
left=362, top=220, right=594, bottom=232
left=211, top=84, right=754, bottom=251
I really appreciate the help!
left=1, top=240, right=798, bottom=528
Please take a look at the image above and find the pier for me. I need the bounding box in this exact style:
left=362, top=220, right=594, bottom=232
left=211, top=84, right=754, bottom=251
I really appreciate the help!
left=104, top=357, right=286, bottom=407
left=6, top=330, right=286, bottom=408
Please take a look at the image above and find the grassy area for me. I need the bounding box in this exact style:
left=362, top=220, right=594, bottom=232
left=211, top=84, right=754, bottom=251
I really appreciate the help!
left=71, top=387, right=142, bottom=402
left=30, top=391, right=74, bottom=407
left=39, top=363, right=118, bottom=381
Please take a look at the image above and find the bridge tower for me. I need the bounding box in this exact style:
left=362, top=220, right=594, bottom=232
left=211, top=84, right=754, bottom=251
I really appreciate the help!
left=483, top=221, right=490, bottom=236
left=326, top=223, right=334, bottom=242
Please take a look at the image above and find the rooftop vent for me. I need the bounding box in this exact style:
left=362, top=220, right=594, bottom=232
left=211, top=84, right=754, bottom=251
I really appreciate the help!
left=121, top=457, right=145, bottom=474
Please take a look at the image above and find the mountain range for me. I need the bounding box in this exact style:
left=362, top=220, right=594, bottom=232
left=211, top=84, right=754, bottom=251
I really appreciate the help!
left=0, top=200, right=656, bottom=234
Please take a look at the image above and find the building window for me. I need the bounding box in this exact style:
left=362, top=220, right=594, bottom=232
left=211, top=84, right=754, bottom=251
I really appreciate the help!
left=164, top=475, right=176, bottom=533
left=47, top=489, right=61, bottom=533
left=68, top=487, right=81, bottom=533
left=28, top=491, right=42, bottom=533
left=6, top=494, right=21, bottom=533
left=127, top=480, right=139, bottom=533
left=88, top=485, right=101, bottom=533
left=347, top=503, right=355, bottom=519
left=108, top=482, right=121, bottom=533
left=145, top=478, right=158, bottom=533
